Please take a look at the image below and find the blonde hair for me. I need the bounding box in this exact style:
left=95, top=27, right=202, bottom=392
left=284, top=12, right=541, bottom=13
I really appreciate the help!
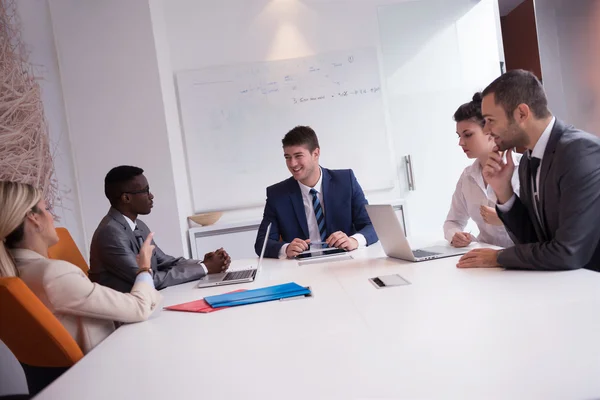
left=0, top=181, right=42, bottom=277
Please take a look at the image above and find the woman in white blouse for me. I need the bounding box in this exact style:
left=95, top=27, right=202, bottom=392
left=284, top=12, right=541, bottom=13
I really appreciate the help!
left=443, top=93, right=520, bottom=248
left=0, top=181, right=162, bottom=353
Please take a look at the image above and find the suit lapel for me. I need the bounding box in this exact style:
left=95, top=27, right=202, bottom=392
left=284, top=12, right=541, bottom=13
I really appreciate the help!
left=538, top=120, right=562, bottom=209
left=321, top=168, right=333, bottom=234
left=537, top=119, right=563, bottom=238
left=106, top=208, right=159, bottom=271
left=108, top=207, right=139, bottom=250
left=288, top=180, right=309, bottom=238
left=521, top=157, right=546, bottom=241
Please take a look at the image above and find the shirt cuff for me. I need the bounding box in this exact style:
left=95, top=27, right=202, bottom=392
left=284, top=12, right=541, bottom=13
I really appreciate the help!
left=134, top=271, right=155, bottom=288
left=351, top=233, right=367, bottom=248
left=496, top=194, right=516, bottom=212
left=444, top=229, right=458, bottom=243
left=198, top=262, right=208, bottom=274
left=444, top=227, right=461, bottom=243
left=278, top=243, right=289, bottom=259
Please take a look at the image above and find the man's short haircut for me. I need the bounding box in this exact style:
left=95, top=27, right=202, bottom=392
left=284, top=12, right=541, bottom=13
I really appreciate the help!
left=282, top=126, right=320, bottom=153
left=104, top=165, right=144, bottom=206
left=482, top=69, right=551, bottom=119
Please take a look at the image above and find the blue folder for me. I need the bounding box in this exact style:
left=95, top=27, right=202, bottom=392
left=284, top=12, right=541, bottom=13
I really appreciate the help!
left=204, top=282, right=310, bottom=308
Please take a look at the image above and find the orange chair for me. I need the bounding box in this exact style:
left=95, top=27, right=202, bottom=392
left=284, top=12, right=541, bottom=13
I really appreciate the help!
left=0, top=277, right=84, bottom=396
left=48, top=227, right=89, bottom=275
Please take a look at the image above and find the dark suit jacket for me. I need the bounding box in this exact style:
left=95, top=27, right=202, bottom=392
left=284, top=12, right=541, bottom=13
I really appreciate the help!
left=89, top=208, right=206, bottom=292
left=255, top=168, right=378, bottom=258
left=497, top=119, right=600, bottom=272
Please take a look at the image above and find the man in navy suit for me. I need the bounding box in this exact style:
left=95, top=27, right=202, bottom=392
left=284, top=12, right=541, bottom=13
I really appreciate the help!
left=255, top=126, right=378, bottom=258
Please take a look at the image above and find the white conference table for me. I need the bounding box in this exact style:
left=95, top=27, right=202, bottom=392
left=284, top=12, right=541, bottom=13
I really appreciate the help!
left=37, top=242, right=600, bottom=399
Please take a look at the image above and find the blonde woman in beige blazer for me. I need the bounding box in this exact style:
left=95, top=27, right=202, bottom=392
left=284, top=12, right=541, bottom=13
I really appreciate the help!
left=0, top=181, right=162, bottom=354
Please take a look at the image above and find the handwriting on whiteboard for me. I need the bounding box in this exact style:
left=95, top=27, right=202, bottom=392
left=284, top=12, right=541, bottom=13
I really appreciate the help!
left=229, top=54, right=382, bottom=100
left=292, top=87, right=381, bottom=104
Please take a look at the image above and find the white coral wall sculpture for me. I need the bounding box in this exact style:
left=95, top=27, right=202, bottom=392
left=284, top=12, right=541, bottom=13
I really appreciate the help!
left=0, top=0, right=57, bottom=210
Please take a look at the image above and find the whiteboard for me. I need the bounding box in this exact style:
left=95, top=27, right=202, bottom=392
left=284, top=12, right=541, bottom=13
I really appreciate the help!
left=176, top=48, right=395, bottom=212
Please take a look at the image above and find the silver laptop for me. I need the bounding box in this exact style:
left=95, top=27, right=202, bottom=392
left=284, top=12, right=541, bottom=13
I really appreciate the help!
left=197, top=223, right=271, bottom=288
left=365, top=205, right=467, bottom=262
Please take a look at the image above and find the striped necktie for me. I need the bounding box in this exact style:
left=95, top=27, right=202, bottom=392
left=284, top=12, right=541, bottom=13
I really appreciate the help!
left=310, top=188, right=327, bottom=242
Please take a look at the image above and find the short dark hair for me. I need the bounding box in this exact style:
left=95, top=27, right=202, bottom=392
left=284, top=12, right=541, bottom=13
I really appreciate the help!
left=282, top=126, right=320, bottom=152
left=453, top=92, right=484, bottom=127
left=104, top=165, right=144, bottom=206
left=482, top=69, right=551, bottom=119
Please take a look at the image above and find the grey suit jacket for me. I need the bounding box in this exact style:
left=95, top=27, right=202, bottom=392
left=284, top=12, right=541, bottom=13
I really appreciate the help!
left=497, top=119, right=600, bottom=272
left=89, top=208, right=206, bottom=292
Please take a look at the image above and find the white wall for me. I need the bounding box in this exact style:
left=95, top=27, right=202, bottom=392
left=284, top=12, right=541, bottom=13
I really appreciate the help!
left=39, top=0, right=505, bottom=252
left=17, top=0, right=85, bottom=254
left=494, top=0, right=507, bottom=67
left=49, top=0, right=189, bottom=256
left=535, top=0, right=600, bottom=135
left=157, top=0, right=503, bottom=236
left=160, top=0, right=407, bottom=227
left=43, top=0, right=507, bottom=252
left=378, top=0, right=503, bottom=237
left=163, top=0, right=399, bottom=69
left=149, top=0, right=194, bottom=255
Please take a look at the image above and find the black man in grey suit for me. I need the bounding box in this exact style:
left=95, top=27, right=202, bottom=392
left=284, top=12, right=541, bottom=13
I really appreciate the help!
left=89, top=166, right=231, bottom=292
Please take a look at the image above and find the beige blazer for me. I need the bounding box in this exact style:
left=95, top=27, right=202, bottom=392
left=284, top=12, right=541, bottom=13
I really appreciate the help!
left=10, top=248, right=162, bottom=354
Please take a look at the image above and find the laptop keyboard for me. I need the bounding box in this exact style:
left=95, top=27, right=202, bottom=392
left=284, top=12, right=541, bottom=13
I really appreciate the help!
left=412, top=249, right=441, bottom=258
left=222, top=269, right=255, bottom=281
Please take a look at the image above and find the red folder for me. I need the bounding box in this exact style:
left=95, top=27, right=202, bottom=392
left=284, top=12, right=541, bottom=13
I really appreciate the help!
left=164, top=289, right=247, bottom=313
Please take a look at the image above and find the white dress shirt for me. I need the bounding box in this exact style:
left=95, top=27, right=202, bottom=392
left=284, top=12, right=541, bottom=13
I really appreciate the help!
left=279, top=168, right=367, bottom=258
left=444, top=152, right=521, bottom=248
left=122, top=214, right=208, bottom=274
left=122, top=214, right=136, bottom=231
left=497, top=117, right=556, bottom=222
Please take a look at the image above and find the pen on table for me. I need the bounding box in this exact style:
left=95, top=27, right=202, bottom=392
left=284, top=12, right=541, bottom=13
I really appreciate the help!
left=280, top=295, right=306, bottom=301
left=280, top=287, right=312, bottom=301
